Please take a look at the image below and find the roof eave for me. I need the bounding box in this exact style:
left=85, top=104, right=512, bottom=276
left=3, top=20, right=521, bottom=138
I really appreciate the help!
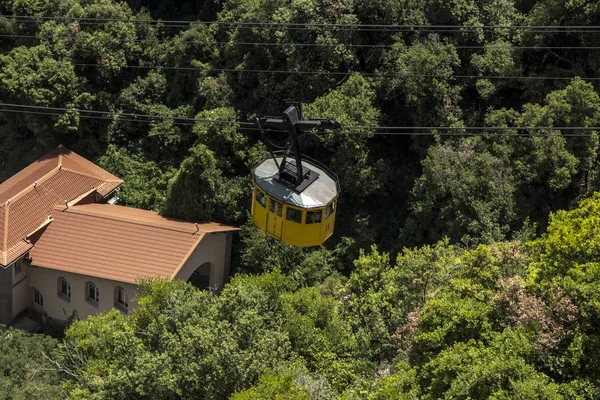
left=1, top=245, right=33, bottom=269
left=170, top=232, right=207, bottom=281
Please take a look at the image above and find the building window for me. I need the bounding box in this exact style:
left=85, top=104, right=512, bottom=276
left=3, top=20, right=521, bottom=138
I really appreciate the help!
left=306, top=210, right=322, bottom=224
left=115, top=286, right=128, bottom=311
left=58, top=277, right=71, bottom=301
left=87, top=282, right=99, bottom=303
left=33, top=288, right=43, bottom=307
left=255, top=188, right=266, bottom=208
left=286, top=207, right=303, bottom=223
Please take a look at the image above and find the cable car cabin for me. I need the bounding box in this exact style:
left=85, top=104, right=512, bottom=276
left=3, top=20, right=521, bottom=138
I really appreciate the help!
left=252, top=102, right=341, bottom=247
left=252, top=153, right=340, bottom=247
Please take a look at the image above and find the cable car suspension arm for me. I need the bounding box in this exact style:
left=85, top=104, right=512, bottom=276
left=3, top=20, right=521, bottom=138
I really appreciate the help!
left=257, top=103, right=339, bottom=188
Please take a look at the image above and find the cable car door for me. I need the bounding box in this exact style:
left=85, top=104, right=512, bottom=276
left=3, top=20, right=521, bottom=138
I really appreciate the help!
left=267, top=197, right=283, bottom=239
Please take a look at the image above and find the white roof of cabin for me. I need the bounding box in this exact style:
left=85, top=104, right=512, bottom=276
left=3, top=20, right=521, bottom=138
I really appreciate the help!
left=253, top=157, right=339, bottom=208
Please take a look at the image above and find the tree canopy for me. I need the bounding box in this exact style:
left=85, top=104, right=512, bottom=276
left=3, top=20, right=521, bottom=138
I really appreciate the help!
left=3, top=0, right=600, bottom=397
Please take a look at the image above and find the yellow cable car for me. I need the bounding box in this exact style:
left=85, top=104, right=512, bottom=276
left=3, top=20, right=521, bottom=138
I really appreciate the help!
left=251, top=104, right=340, bottom=247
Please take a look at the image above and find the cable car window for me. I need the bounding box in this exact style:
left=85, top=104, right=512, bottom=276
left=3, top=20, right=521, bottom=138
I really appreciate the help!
left=269, top=198, right=282, bottom=216
left=306, top=210, right=322, bottom=224
left=255, top=189, right=266, bottom=208
left=325, top=201, right=336, bottom=219
left=286, top=207, right=303, bottom=223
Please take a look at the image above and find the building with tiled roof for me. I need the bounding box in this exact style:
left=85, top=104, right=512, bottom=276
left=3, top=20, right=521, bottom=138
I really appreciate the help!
left=0, top=146, right=239, bottom=326
left=0, top=145, right=123, bottom=268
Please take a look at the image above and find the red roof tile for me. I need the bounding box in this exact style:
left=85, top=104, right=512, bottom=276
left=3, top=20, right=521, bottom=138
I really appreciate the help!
left=62, top=203, right=241, bottom=234
left=29, top=204, right=239, bottom=284
left=0, top=156, right=57, bottom=204
left=0, top=146, right=123, bottom=267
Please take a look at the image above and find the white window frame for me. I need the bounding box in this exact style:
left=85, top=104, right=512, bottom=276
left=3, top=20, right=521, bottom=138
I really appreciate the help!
left=59, top=277, right=71, bottom=300
left=115, top=286, right=128, bottom=311
left=87, top=282, right=99, bottom=304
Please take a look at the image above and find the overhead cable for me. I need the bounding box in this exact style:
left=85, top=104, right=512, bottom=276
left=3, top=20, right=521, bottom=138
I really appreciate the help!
left=0, top=103, right=598, bottom=137
left=4, top=15, right=600, bottom=31
left=0, top=102, right=256, bottom=125
left=4, top=33, right=600, bottom=50
left=0, top=107, right=280, bottom=132
left=10, top=60, right=600, bottom=81
left=352, top=125, right=600, bottom=130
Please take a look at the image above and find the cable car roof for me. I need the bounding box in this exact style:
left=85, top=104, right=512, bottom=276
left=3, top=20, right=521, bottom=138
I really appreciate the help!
left=253, top=156, right=340, bottom=208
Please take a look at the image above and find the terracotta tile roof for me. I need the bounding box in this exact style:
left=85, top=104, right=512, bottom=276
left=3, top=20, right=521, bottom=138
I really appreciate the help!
left=62, top=203, right=242, bottom=234
left=0, top=146, right=123, bottom=267
left=57, top=149, right=122, bottom=196
left=29, top=204, right=239, bottom=284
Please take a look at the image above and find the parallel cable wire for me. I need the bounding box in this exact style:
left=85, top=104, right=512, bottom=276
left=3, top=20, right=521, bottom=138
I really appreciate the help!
left=0, top=107, right=192, bottom=126
left=5, top=21, right=600, bottom=33
left=0, top=107, right=277, bottom=132
left=2, top=18, right=598, bottom=135
left=0, top=103, right=597, bottom=137
left=12, top=25, right=600, bottom=33
left=0, top=102, right=256, bottom=125
left=177, top=68, right=600, bottom=80
left=353, top=125, right=600, bottom=130
left=9, top=60, right=600, bottom=80
left=366, top=131, right=594, bottom=137
left=0, top=104, right=286, bottom=132
left=3, top=33, right=600, bottom=50
left=4, top=15, right=600, bottom=32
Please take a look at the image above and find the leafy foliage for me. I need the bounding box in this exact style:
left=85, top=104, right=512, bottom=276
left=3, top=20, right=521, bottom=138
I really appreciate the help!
left=4, top=0, right=600, bottom=398
left=0, top=328, right=61, bottom=399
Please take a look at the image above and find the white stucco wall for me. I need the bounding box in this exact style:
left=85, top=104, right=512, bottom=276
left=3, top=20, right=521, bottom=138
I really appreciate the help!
left=29, top=266, right=138, bottom=322
left=27, top=232, right=232, bottom=323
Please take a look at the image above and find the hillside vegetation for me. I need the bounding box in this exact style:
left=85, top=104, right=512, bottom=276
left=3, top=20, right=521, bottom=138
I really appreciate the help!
left=2, top=0, right=600, bottom=398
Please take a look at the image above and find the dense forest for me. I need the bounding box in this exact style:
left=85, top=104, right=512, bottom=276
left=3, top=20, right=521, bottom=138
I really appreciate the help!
left=2, top=0, right=600, bottom=398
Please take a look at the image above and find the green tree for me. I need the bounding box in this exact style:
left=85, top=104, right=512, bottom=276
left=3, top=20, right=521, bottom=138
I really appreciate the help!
left=162, top=143, right=234, bottom=222
left=194, top=107, right=247, bottom=173
left=97, top=145, right=176, bottom=211
left=217, top=0, right=361, bottom=113
left=527, top=193, right=600, bottom=379
left=0, top=328, right=61, bottom=399
left=305, top=73, right=382, bottom=198
left=417, top=330, right=565, bottom=399
left=109, top=70, right=193, bottom=161
left=281, top=287, right=361, bottom=390
left=230, top=373, right=310, bottom=400
left=408, top=136, right=518, bottom=244
left=59, top=277, right=293, bottom=399
left=382, top=36, right=462, bottom=128
left=0, top=45, right=79, bottom=107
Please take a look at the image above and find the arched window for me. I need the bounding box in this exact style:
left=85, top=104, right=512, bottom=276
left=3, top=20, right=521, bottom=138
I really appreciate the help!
left=86, top=282, right=99, bottom=304
left=114, top=286, right=128, bottom=311
left=58, top=277, right=71, bottom=301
